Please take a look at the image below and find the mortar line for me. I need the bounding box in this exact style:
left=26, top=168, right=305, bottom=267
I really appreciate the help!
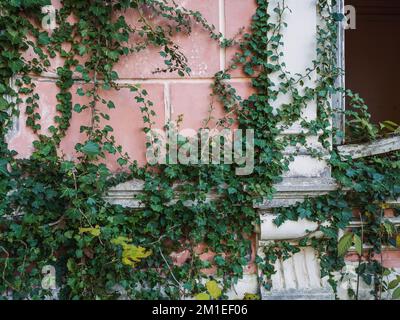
left=26, top=74, right=253, bottom=84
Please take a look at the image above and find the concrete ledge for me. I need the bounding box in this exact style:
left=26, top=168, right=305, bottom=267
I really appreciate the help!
left=262, top=288, right=334, bottom=300
left=255, top=178, right=338, bottom=209
left=103, top=179, right=145, bottom=208
left=337, top=135, right=400, bottom=160
left=105, top=177, right=339, bottom=209
left=260, top=215, right=322, bottom=241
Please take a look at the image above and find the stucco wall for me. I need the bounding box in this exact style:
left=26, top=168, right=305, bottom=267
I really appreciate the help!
left=8, top=0, right=330, bottom=179
left=6, top=0, right=400, bottom=299
left=8, top=0, right=256, bottom=169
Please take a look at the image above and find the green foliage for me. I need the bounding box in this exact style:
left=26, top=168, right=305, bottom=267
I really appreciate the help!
left=243, top=293, right=260, bottom=300
left=111, top=237, right=152, bottom=268
left=195, top=280, right=222, bottom=300
left=8, top=0, right=51, bottom=9
left=338, top=232, right=354, bottom=257
left=205, top=280, right=222, bottom=299
left=0, top=0, right=399, bottom=301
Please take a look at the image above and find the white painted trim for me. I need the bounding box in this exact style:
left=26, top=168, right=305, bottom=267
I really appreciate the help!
left=337, top=135, right=400, bottom=160
left=333, top=0, right=346, bottom=145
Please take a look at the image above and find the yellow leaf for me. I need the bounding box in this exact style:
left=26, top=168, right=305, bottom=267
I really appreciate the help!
left=112, top=237, right=151, bottom=267
left=111, top=236, right=131, bottom=246
left=195, top=293, right=210, bottom=300
left=206, top=280, right=222, bottom=299
left=243, top=293, right=260, bottom=300
left=79, top=225, right=101, bottom=237
left=380, top=203, right=389, bottom=209
left=121, top=245, right=152, bottom=267
left=396, top=234, right=400, bottom=248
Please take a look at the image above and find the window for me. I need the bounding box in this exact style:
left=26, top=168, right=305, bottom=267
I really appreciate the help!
left=345, top=0, right=400, bottom=125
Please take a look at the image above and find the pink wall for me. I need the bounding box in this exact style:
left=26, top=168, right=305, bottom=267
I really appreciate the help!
left=8, top=0, right=256, bottom=171
left=8, top=0, right=400, bottom=277
left=6, top=0, right=259, bottom=276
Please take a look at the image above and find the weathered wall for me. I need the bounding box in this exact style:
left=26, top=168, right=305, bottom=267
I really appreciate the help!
left=8, top=0, right=256, bottom=170
left=6, top=0, right=400, bottom=299
left=8, top=0, right=330, bottom=178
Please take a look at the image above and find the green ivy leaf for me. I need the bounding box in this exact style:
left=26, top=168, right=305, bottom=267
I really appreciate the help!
left=0, top=83, right=7, bottom=94
left=338, top=232, right=353, bottom=257
left=0, top=97, right=9, bottom=110
left=388, top=279, right=399, bottom=290
left=353, top=234, right=362, bottom=256
left=393, top=287, right=400, bottom=300
left=107, top=101, right=115, bottom=109
left=73, top=104, right=83, bottom=113
left=38, top=32, right=51, bottom=46
left=81, top=141, right=100, bottom=156
left=0, top=159, right=9, bottom=176
left=9, top=0, right=22, bottom=7
left=117, top=158, right=128, bottom=166
left=77, top=87, right=85, bottom=96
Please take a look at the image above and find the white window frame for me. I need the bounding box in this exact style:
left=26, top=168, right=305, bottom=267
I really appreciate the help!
left=333, top=0, right=346, bottom=145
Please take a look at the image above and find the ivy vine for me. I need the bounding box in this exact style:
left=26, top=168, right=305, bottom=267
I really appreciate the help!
left=0, top=0, right=399, bottom=300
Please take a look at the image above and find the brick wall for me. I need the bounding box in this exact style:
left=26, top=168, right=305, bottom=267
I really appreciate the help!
left=6, top=0, right=400, bottom=298
left=8, top=0, right=256, bottom=171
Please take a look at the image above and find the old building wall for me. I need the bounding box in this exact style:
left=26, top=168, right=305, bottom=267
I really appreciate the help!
left=5, top=0, right=400, bottom=299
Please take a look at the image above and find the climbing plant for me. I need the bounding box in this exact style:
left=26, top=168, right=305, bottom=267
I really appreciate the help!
left=0, top=0, right=399, bottom=300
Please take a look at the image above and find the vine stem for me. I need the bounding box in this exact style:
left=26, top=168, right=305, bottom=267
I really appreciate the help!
left=0, top=246, right=18, bottom=292
left=158, top=247, right=184, bottom=297
left=356, top=211, right=364, bottom=300
left=379, top=207, right=384, bottom=300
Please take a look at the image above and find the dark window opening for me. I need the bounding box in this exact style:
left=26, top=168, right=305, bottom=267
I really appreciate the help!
left=345, top=0, right=400, bottom=125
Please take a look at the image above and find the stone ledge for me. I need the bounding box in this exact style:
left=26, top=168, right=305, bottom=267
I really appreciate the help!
left=260, top=216, right=323, bottom=241
left=103, top=179, right=145, bottom=208
left=255, top=178, right=338, bottom=209
left=104, top=177, right=399, bottom=243
left=104, top=177, right=339, bottom=209
left=262, top=288, right=334, bottom=300
left=337, top=135, right=400, bottom=160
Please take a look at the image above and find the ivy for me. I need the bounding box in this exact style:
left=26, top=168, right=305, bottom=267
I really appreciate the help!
left=0, top=0, right=399, bottom=300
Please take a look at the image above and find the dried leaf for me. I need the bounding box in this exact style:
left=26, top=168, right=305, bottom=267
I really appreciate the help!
left=83, top=247, right=94, bottom=259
